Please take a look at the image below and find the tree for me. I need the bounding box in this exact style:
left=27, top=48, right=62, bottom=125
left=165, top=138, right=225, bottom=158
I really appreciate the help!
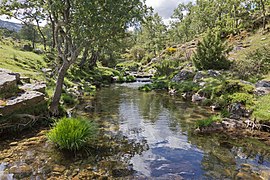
left=19, top=24, right=38, bottom=48
left=1, top=0, right=48, bottom=50
left=133, top=12, right=167, bottom=57
left=193, top=30, right=231, bottom=70
left=48, top=0, right=146, bottom=115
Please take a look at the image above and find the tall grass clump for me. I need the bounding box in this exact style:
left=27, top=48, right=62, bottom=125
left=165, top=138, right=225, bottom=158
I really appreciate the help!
left=47, top=117, right=98, bottom=151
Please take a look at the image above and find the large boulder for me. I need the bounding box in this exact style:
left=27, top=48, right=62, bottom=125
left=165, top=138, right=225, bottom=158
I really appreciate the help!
left=0, top=91, right=45, bottom=116
left=171, top=69, right=195, bottom=83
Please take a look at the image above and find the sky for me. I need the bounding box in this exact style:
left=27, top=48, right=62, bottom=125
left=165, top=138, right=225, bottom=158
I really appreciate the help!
left=145, top=0, right=192, bottom=19
left=0, top=0, right=193, bottom=25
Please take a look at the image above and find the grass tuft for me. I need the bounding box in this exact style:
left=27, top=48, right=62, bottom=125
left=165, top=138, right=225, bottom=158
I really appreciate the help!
left=47, top=117, right=98, bottom=151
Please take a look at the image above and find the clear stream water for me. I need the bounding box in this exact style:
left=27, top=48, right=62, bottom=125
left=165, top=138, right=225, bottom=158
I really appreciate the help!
left=79, top=82, right=270, bottom=179
left=0, top=81, right=270, bottom=179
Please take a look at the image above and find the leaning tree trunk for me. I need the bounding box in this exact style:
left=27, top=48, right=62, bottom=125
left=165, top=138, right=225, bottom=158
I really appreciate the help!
left=49, top=60, right=70, bottom=116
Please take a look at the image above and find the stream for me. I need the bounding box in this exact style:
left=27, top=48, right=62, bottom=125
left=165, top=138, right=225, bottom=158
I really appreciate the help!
left=0, top=81, right=270, bottom=179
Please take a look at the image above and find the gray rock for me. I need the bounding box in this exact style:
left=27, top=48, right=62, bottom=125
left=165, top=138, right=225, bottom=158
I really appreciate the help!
left=20, top=77, right=31, bottom=83
left=255, top=80, right=270, bottom=95
left=255, top=87, right=270, bottom=96
left=193, top=71, right=204, bottom=82
left=240, top=80, right=254, bottom=86
left=33, top=48, right=44, bottom=54
left=0, top=68, right=20, bottom=83
left=0, top=91, right=45, bottom=116
left=19, top=83, right=46, bottom=94
left=255, top=80, right=270, bottom=88
left=41, top=68, right=52, bottom=73
left=207, top=70, right=221, bottom=77
left=228, top=103, right=251, bottom=120
left=193, top=70, right=221, bottom=83
left=0, top=72, right=17, bottom=96
left=192, top=93, right=206, bottom=102
left=171, top=69, right=194, bottom=82
left=22, top=44, right=33, bottom=51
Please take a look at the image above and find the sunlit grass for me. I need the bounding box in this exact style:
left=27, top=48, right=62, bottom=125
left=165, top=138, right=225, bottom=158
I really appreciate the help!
left=252, top=94, right=270, bottom=122
left=0, top=38, right=47, bottom=81
left=47, top=117, right=98, bottom=152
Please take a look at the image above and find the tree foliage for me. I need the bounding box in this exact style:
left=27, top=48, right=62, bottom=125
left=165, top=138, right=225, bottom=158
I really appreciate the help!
left=192, top=30, right=231, bottom=70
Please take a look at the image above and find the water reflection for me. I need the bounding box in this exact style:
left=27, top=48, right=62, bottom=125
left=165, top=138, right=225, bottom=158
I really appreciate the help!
left=89, top=83, right=270, bottom=179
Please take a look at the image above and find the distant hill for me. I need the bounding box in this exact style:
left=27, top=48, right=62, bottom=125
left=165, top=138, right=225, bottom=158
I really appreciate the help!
left=0, top=19, right=22, bottom=32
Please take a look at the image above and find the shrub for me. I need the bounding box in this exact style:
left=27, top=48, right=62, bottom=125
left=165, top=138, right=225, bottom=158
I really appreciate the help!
left=227, top=92, right=255, bottom=107
left=169, top=81, right=200, bottom=93
left=138, top=84, right=153, bottom=92
left=62, top=93, right=76, bottom=105
left=218, top=80, right=254, bottom=95
left=138, top=80, right=169, bottom=91
left=166, top=47, right=177, bottom=55
left=196, top=115, right=222, bottom=128
left=47, top=117, right=98, bottom=151
left=252, top=94, right=270, bottom=122
left=155, top=59, right=180, bottom=77
left=115, top=61, right=140, bottom=71
left=193, top=30, right=231, bottom=70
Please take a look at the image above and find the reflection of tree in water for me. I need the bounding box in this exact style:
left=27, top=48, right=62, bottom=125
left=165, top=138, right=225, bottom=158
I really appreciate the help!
left=137, top=91, right=164, bottom=123
left=77, top=85, right=270, bottom=178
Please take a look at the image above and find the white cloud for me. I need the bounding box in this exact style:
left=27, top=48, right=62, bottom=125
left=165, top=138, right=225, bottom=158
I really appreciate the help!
left=145, top=0, right=194, bottom=25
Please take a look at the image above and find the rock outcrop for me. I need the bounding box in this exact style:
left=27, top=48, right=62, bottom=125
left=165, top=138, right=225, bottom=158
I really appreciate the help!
left=0, top=69, right=47, bottom=133
left=171, top=69, right=195, bottom=82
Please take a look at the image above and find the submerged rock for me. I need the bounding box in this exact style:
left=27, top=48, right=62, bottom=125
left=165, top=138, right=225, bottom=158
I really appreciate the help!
left=195, top=118, right=246, bottom=134
left=9, top=164, right=32, bottom=179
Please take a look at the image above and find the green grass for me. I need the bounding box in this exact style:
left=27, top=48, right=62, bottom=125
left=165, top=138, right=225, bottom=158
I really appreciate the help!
left=47, top=117, right=98, bottom=151
left=229, top=30, right=270, bottom=80
left=0, top=38, right=47, bottom=81
left=196, top=115, right=222, bottom=128
left=252, top=94, right=270, bottom=122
